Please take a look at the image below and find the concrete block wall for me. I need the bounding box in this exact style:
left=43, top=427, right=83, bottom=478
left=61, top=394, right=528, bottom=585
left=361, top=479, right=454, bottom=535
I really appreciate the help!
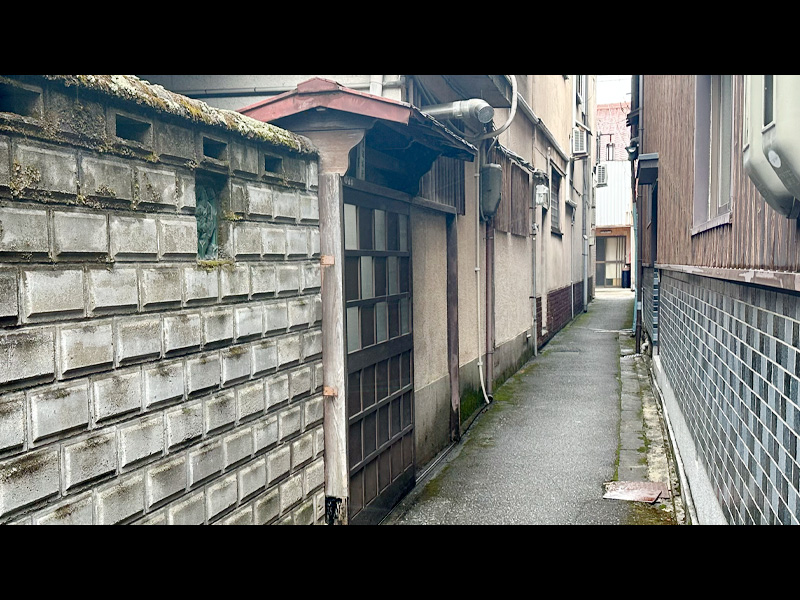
left=0, top=75, right=324, bottom=524
left=658, top=270, right=800, bottom=524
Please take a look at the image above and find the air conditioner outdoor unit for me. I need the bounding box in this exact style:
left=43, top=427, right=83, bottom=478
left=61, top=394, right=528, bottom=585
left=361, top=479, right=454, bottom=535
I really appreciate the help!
left=535, top=184, right=549, bottom=207
left=572, top=127, right=588, bottom=156
left=596, top=163, right=608, bottom=187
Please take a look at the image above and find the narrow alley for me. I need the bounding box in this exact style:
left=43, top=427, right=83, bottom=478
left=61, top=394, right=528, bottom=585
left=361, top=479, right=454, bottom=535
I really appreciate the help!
left=384, top=289, right=681, bottom=525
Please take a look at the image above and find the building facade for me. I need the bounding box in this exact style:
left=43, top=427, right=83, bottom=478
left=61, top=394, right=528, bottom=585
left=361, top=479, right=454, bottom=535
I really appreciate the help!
left=632, top=74, right=800, bottom=524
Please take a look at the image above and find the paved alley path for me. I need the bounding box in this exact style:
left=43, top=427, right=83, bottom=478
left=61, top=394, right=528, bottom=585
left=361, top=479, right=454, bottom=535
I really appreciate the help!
left=384, top=289, right=637, bottom=525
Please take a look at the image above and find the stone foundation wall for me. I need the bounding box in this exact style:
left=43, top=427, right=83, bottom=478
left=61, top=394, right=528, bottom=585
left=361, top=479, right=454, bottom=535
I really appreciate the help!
left=0, top=75, right=324, bottom=524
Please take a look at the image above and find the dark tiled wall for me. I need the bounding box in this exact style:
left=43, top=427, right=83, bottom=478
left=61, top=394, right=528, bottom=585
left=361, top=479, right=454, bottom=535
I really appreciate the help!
left=658, top=270, right=800, bottom=524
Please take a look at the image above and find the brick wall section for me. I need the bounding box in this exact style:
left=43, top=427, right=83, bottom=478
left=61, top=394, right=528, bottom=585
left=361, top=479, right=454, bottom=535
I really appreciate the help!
left=596, top=102, right=631, bottom=161
left=0, top=76, right=324, bottom=524
left=536, top=282, right=586, bottom=349
left=659, top=270, right=800, bottom=524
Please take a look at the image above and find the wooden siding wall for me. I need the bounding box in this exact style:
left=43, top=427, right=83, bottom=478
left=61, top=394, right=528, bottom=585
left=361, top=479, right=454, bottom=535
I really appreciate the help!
left=418, top=154, right=466, bottom=214
left=642, top=75, right=800, bottom=271
left=490, top=148, right=531, bottom=237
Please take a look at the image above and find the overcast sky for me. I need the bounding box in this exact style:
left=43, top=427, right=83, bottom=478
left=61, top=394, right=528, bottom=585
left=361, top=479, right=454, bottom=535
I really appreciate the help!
left=597, top=75, right=632, bottom=104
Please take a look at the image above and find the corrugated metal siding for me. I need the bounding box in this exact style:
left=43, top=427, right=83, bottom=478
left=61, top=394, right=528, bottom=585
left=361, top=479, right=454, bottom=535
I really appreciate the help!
left=595, top=161, right=632, bottom=227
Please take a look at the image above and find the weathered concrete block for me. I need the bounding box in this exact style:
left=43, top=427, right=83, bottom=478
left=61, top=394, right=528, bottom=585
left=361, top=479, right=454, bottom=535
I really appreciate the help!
left=14, top=142, right=78, bottom=196
left=188, top=439, right=223, bottom=487
left=314, top=425, right=324, bottom=458
left=119, top=414, right=164, bottom=469
left=279, top=473, right=303, bottom=513
left=163, top=312, right=201, bottom=355
left=176, top=175, right=195, bottom=212
left=272, top=189, right=298, bottom=221
left=92, top=368, right=142, bottom=423
left=288, top=297, right=313, bottom=329
left=79, top=155, right=134, bottom=200
left=146, top=455, right=187, bottom=508
left=289, top=366, right=312, bottom=399
left=254, top=414, right=278, bottom=453
left=109, top=215, right=158, bottom=261
left=221, top=346, right=251, bottom=386
left=62, top=431, right=117, bottom=491
left=0, top=136, right=9, bottom=187
left=264, top=300, right=288, bottom=334
left=254, top=486, right=279, bottom=524
left=298, top=192, right=319, bottom=222
left=205, top=391, right=236, bottom=434
left=165, top=400, right=202, bottom=449
left=220, top=506, right=253, bottom=526
left=0, top=205, right=49, bottom=257
left=262, top=224, right=286, bottom=256
left=286, top=228, right=308, bottom=257
left=206, top=473, right=237, bottom=521
left=21, top=269, right=84, bottom=322
left=184, top=266, right=218, bottom=304
left=220, top=264, right=249, bottom=300
left=155, top=122, right=195, bottom=162
left=277, top=333, right=301, bottom=366
left=230, top=142, right=259, bottom=176
left=87, top=267, right=138, bottom=314
left=310, top=230, right=320, bottom=258
left=238, top=456, right=266, bottom=501
left=292, top=498, right=315, bottom=525
left=158, top=216, right=197, bottom=259
left=266, top=445, right=290, bottom=485
left=313, top=362, right=323, bottom=392
left=135, top=165, right=177, bottom=208
left=186, top=353, right=220, bottom=396
left=304, top=394, right=324, bottom=428
left=302, top=262, right=321, bottom=291
left=0, top=327, right=55, bottom=387
left=252, top=339, right=277, bottom=376
left=115, top=316, right=162, bottom=365
left=291, top=431, right=314, bottom=469
left=276, top=264, right=300, bottom=295
left=233, top=222, right=262, bottom=259
left=34, top=493, right=93, bottom=525
left=202, top=307, right=233, bottom=347
left=29, top=380, right=89, bottom=441
left=58, top=321, right=114, bottom=378
left=52, top=211, right=108, bottom=258
left=138, top=510, right=166, bottom=525
left=250, top=264, right=275, bottom=298
left=247, top=184, right=272, bottom=217
left=143, top=360, right=184, bottom=408
left=140, top=267, right=182, bottom=309
left=0, top=447, right=60, bottom=518
left=0, top=392, right=25, bottom=453
left=266, top=373, right=289, bottom=411
left=0, top=270, right=18, bottom=323
left=236, top=380, right=265, bottom=422
left=229, top=182, right=248, bottom=215
left=304, top=456, right=324, bottom=495
left=223, top=428, right=253, bottom=469
left=278, top=406, right=302, bottom=441
left=167, top=491, right=205, bottom=525
left=235, top=305, right=262, bottom=341
left=95, top=473, right=145, bottom=524
left=302, top=329, right=322, bottom=359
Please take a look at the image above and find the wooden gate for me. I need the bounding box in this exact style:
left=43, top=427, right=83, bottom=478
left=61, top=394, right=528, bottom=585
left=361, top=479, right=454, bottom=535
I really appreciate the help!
left=343, top=184, right=415, bottom=524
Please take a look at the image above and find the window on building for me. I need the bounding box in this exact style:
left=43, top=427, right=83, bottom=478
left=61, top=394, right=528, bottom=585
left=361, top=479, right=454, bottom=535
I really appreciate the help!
left=550, top=168, right=562, bottom=234
left=607, top=143, right=615, bottom=161
left=693, top=75, right=733, bottom=234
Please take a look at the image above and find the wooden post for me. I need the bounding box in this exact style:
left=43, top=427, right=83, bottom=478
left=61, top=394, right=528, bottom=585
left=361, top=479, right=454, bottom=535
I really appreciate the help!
left=319, top=172, right=349, bottom=524
left=446, top=213, right=460, bottom=442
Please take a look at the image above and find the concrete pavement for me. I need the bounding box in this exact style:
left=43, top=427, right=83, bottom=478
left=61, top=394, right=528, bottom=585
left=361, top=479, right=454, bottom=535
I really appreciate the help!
left=383, top=288, right=683, bottom=525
